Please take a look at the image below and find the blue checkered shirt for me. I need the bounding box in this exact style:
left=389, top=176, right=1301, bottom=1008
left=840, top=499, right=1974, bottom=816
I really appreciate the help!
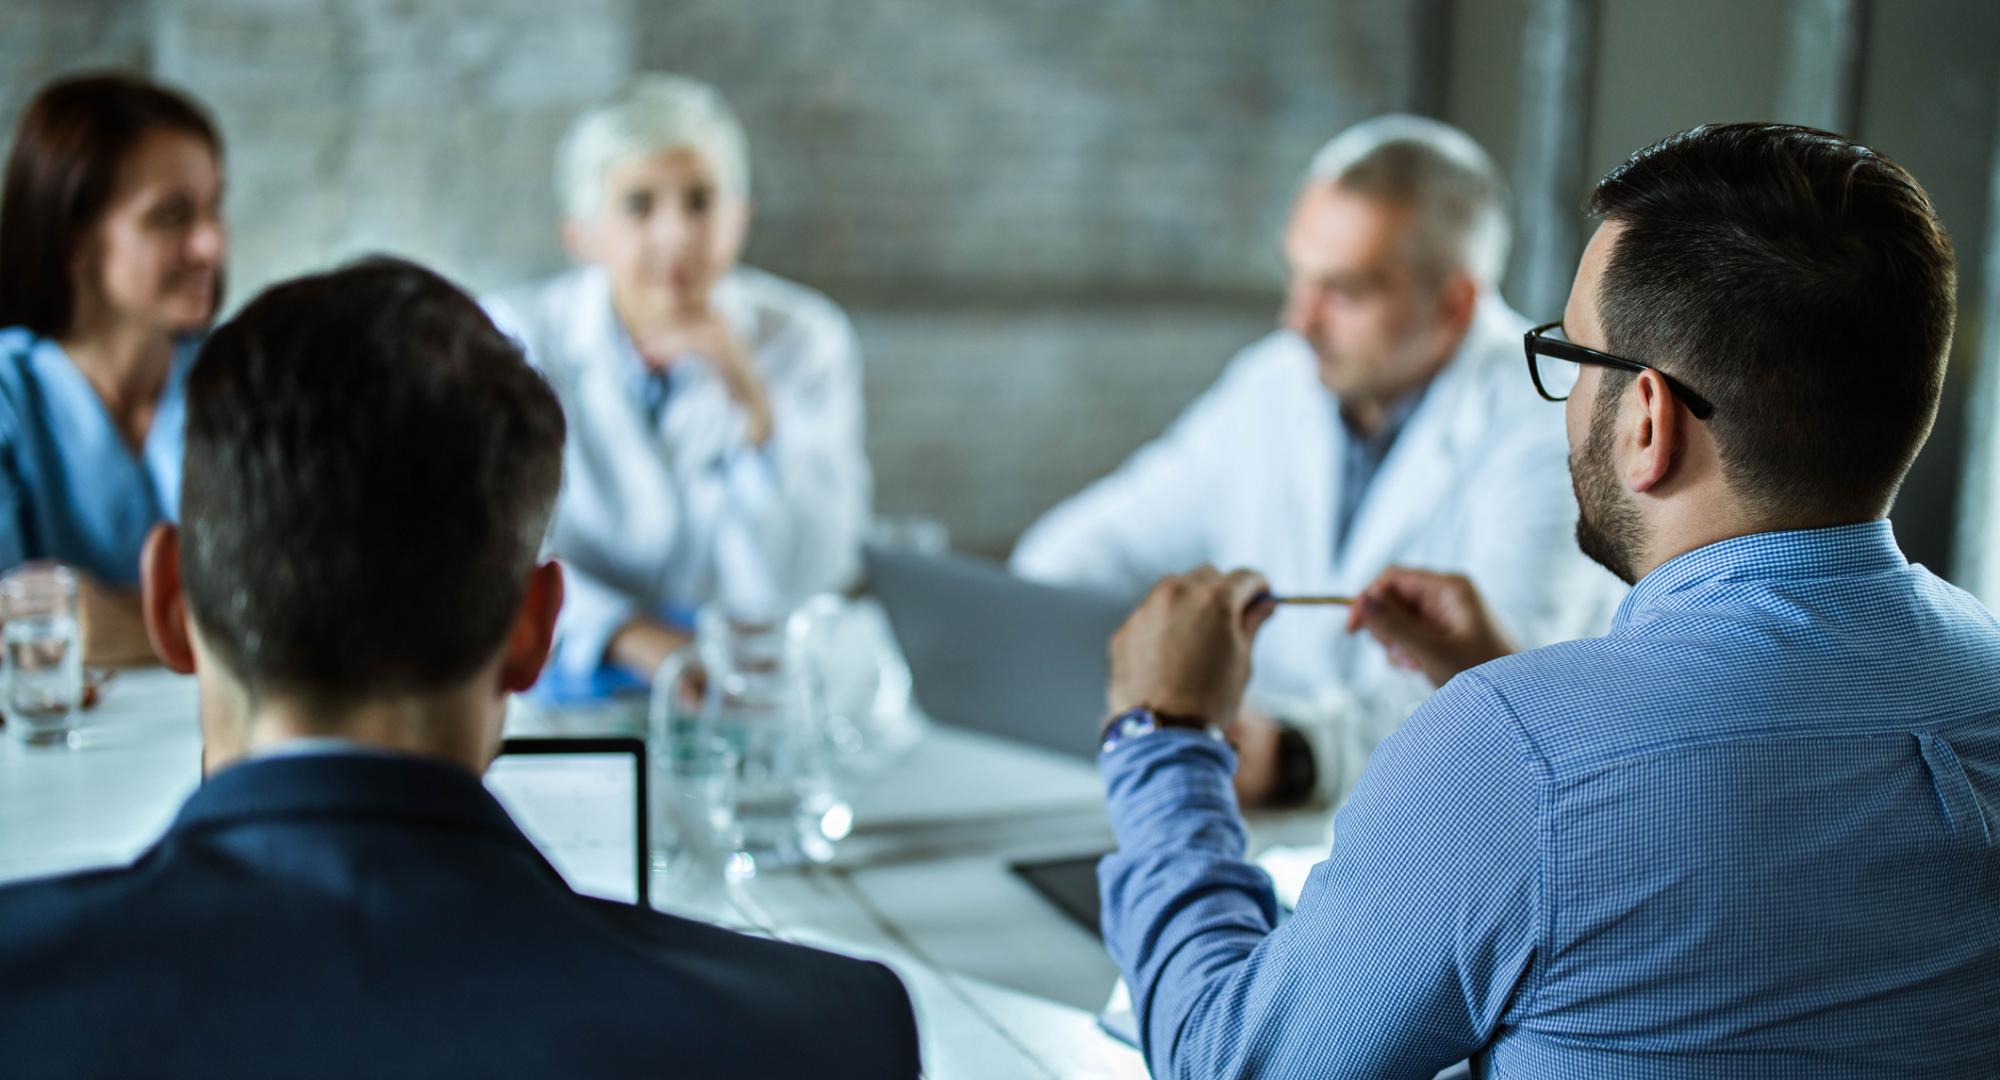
left=1100, top=521, right=2000, bottom=1078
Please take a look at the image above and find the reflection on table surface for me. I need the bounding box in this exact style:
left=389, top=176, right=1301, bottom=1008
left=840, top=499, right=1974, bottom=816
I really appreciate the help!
left=0, top=665, right=1317, bottom=1078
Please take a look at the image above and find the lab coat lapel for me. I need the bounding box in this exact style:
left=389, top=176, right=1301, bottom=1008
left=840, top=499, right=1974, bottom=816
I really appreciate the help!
left=1287, top=342, right=1341, bottom=593
left=556, top=269, right=684, bottom=578
left=1330, top=353, right=1477, bottom=589
left=569, top=272, right=653, bottom=438
left=1241, top=343, right=1343, bottom=699
left=1248, top=336, right=1344, bottom=596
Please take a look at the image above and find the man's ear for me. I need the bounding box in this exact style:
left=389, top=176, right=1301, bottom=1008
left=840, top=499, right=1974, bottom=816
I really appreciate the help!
left=1625, top=369, right=1683, bottom=495
left=499, top=561, right=564, bottom=694
left=140, top=524, right=197, bottom=675
left=1441, top=270, right=1479, bottom=325
left=1430, top=270, right=1480, bottom=350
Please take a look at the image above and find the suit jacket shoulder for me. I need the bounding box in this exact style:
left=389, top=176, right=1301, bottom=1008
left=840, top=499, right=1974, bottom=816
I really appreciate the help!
left=0, top=753, right=921, bottom=1079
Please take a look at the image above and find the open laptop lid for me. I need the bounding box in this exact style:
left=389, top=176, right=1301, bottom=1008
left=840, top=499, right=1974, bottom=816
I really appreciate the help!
left=866, top=544, right=1132, bottom=760
left=486, top=736, right=649, bottom=908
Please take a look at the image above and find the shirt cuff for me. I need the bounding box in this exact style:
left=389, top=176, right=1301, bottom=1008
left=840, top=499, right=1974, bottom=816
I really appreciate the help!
left=1100, top=728, right=1247, bottom=858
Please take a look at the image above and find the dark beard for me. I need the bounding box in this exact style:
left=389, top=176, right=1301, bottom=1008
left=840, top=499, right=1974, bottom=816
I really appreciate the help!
left=1571, top=380, right=1645, bottom=585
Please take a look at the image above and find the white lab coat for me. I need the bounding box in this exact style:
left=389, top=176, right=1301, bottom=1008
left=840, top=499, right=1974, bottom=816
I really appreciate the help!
left=486, top=264, right=871, bottom=678
left=1012, top=295, right=1625, bottom=805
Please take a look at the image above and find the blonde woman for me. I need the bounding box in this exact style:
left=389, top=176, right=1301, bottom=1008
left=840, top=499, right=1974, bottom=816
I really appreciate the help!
left=489, top=76, right=869, bottom=689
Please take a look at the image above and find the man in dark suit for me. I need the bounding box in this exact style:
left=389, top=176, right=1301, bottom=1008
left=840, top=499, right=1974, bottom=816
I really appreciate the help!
left=0, top=258, right=920, bottom=1078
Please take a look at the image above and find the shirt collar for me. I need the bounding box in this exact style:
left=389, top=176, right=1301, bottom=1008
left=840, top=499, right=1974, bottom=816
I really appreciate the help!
left=1335, top=375, right=1433, bottom=453
left=170, top=751, right=528, bottom=847
left=246, top=736, right=407, bottom=762
left=1611, top=519, right=1906, bottom=632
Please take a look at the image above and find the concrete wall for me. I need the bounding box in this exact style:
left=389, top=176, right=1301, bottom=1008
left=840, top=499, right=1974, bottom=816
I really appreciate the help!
left=2, top=0, right=1438, bottom=557
left=1439, top=0, right=2000, bottom=578
left=1852, top=0, right=2000, bottom=581
left=151, top=0, right=636, bottom=301
left=0, top=1, right=149, bottom=122
left=5, top=0, right=1998, bottom=567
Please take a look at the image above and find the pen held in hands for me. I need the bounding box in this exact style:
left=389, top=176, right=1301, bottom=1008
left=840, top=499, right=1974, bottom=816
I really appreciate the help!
left=1259, top=593, right=1356, bottom=607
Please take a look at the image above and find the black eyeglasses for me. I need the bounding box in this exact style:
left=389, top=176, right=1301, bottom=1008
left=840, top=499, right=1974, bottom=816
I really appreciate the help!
left=1523, top=321, right=1716, bottom=420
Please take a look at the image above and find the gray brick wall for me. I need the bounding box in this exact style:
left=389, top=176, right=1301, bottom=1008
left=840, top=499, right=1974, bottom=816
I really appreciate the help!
left=860, top=301, right=1277, bottom=554
left=152, top=0, right=636, bottom=300
left=637, top=0, right=1436, bottom=300
left=0, top=0, right=149, bottom=122
left=3, top=0, right=1432, bottom=557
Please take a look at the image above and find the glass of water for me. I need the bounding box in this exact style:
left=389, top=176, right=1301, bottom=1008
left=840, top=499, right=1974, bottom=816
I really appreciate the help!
left=647, top=729, right=745, bottom=915
left=651, top=608, right=848, bottom=871
left=2, top=563, right=84, bottom=749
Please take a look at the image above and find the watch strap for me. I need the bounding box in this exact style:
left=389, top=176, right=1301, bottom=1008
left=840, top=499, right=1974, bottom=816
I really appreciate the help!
left=1100, top=706, right=1221, bottom=753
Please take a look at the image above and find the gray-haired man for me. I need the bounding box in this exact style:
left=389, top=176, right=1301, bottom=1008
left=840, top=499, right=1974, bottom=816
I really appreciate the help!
left=1013, top=115, right=1623, bottom=808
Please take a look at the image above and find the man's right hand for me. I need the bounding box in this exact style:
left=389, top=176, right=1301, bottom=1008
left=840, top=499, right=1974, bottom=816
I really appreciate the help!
left=1348, top=567, right=1517, bottom=687
left=1107, top=567, right=1274, bottom=726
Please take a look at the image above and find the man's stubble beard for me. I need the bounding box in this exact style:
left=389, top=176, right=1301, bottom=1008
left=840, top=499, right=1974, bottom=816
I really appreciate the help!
left=1571, top=378, right=1646, bottom=586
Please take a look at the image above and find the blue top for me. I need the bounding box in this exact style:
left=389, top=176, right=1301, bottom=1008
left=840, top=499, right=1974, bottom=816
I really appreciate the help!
left=0, top=327, right=195, bottom=586
left=1101, top=521, right=2000, bottom=1078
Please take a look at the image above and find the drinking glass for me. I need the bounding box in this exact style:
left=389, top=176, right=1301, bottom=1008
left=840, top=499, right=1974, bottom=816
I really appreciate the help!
left=651, top=607, right=847, bottom=872
left=794, top=593, right=920, bottom=774
left=1, top=563, right=83, bottom=749
left=647, top=732, right=745, bottom=913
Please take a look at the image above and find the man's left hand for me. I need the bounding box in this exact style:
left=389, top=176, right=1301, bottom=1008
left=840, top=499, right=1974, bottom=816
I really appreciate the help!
left=1347, top=566, right=1515, bottom=687
left=1108, top=567, right=1275, bottom=727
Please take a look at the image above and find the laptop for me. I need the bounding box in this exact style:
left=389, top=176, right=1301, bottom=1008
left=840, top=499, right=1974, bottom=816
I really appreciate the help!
left=486, top=737, right=649, bottom=907
left=864, top=544, right=1134, bottom=760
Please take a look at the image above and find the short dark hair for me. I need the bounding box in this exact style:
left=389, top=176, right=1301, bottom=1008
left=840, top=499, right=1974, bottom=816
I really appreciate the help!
left=1588, top=123, right=1956, bottom=521
left=181, top=257, right=565, bottom=705
left=0, top=72, right=222, bottom=335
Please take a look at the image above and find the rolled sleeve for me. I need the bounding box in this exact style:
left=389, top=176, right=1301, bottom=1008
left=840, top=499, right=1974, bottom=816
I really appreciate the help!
left=1099, top=731, right=1281, bottom=1066
left=1097, top=676, right=1545, bottom=1079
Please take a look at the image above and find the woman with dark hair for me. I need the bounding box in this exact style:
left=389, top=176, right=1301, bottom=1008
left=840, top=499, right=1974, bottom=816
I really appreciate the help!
left=0, top=72, right=225, bottom=664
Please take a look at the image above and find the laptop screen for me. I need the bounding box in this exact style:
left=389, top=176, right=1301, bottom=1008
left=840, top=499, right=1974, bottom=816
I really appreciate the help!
left=486, top=737, right=648, bottom=907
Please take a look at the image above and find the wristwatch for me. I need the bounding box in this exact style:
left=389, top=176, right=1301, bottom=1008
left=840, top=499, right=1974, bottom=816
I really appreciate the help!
left=1099, top=706, right=1223, bottom=754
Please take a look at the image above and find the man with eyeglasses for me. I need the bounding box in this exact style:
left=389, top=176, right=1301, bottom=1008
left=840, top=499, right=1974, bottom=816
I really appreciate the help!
left=1094, top=123, right=2000, bottom=1077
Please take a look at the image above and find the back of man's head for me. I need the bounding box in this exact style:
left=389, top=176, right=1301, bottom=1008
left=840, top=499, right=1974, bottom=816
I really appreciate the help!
left=180, top=257, right=566, bottom=707
left=1589, top=123, right=1955, bottom=523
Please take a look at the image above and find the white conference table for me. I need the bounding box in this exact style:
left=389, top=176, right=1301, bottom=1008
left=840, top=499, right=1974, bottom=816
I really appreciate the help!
left=0, top=667, right=1330, bottom=1079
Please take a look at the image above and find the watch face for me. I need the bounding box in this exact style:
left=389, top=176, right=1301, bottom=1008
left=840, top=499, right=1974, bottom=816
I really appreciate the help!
left=1102, top=708, right=1161, bottom=753
left=1102, top=707, right=1226, bottom=755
